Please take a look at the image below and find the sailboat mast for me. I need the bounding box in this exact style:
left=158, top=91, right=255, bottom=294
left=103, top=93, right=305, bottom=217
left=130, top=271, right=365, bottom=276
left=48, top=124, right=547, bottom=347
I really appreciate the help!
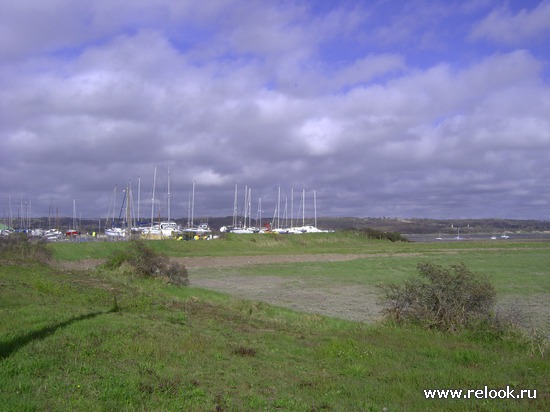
left=277, top=186, right=281, bottom=229
left=151, top=166, right=157, bottom=226
left=167, top=166, right=172, bottom=222
left=302, top=188, right=305, bottom=226
left=126, top=182, right=132, bottom=236
left=257, top=197, right=262, bottom=228
left=248, top=187, right=252, bottom=228
left=243, top=185, right=248, bottom=228
left=191, top=180, right=195, bottom=228
left=314, top=189, right=317, bottom=228
left=137, top=177, right=141, bottom=222
left=290, top=188, right=294, bottom=228
left=233, top=184, right=238, bottom=227
left=284, top=197, right=288, bottom=227
left=72, top=199, right=77, bottom=231
left=8, top=195, right=12, bottom=229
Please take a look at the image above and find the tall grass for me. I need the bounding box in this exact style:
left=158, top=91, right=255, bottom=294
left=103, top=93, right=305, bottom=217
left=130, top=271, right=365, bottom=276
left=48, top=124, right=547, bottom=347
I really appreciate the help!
left=0, top=235, right=53, bottom=264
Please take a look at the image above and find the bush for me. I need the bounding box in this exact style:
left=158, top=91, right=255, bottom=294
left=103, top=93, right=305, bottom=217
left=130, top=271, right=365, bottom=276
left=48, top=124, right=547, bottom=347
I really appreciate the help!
left=0, top=234, right=53, bottom=265
left=104, top=240, right=189, bottom=286
left=349, top=228, right=409, bottom=242
left=380, top=262, right=496, bottom=332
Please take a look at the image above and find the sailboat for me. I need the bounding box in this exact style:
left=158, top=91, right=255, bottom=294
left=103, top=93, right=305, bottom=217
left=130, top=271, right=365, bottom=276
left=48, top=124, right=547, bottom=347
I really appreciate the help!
left=65, top=199, right=79, bottom=237
left=287, top=189, right=328, bottom=233
left=182, top=180, right=213, bottom=239
left=141, top=166, right=162, bottom=238
left=105, top=185, right=127, bottom=238
left=158, top=166, right=183, bottom=238
left=220, top=184, right=255, bottom=234
left=105, top=183, right=137, bottom=238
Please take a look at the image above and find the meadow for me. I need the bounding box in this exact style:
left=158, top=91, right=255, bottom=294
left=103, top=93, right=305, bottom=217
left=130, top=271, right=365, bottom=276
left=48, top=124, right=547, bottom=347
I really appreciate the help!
left=1, top=232, right=548, bottom=410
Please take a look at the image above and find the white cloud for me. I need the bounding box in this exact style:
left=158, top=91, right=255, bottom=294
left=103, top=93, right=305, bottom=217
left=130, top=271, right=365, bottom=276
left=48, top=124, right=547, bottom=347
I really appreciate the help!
left=470, top=1, right=550, bottom=45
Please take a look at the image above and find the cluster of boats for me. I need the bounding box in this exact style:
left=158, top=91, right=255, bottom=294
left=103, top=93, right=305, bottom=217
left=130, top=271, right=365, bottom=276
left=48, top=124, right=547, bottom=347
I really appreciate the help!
left=105, top=222, right=213, bottom=240
left=0, top=228, right=64, bottom=240
left=2, top=177, right=333, bottom=242
left=220, top=224, right=331, bottom=234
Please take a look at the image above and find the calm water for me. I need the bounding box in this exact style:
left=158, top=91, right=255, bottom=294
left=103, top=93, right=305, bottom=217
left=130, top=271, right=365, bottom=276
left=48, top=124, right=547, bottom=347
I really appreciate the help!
left=404, top=233, right=550, bottom=243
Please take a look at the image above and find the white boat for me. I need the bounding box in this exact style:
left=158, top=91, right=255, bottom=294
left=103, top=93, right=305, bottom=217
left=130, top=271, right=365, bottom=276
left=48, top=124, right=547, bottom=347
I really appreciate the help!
left=43, top=228, right=62, bottom=241
left=105, top=227, right=126, bottom=238
left=31, top=228, right=45, bottom=237
left=141, top=224, right=162, bottom=237
left=221, top=184, right=257, bottom=234
left=220, top=226, right=255, bottom=234
left=105, top=185, right=127, bottom=238
left=183, top=223, right=211, bottom=235
left=160, top=221, right=182, bottom=237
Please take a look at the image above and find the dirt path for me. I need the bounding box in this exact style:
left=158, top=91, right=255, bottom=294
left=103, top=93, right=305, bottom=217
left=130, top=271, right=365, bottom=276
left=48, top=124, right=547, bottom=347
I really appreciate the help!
left=190, top=273, right=383, bottom=323
left=174, top=252, right=425, bottom=268
left=181, top=254, right=389, bottom=323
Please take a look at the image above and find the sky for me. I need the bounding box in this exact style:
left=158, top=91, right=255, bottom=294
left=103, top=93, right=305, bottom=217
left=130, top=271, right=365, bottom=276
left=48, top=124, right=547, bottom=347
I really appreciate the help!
left=1, top=0, right=550, bottom=223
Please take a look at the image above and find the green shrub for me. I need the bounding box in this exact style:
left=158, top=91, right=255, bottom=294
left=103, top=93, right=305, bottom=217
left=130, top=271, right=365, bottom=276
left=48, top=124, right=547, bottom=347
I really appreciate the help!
left=104, top=240, right=188, bottom=286
left=349, top=228, right=409, bottom=242
left=380, top=262, right=496, bottom=332
left=0, top=234, right=53, bottom=264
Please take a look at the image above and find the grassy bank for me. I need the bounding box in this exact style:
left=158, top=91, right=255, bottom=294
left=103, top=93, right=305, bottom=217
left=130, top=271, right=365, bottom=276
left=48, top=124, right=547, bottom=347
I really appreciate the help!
left=51, top=231, right=550, bottom=261
left=1, top=234, right=549, bottom=410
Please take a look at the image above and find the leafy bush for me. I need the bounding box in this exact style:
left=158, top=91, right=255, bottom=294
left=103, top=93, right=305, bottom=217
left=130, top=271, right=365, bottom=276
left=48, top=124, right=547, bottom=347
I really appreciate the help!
left=380, top=262, right=496, bottom=332
left=0, top=234, right=53, bottom=264
left=349, top=228, right=409, bottom=242
left=104, top=240, right=189, bottom=286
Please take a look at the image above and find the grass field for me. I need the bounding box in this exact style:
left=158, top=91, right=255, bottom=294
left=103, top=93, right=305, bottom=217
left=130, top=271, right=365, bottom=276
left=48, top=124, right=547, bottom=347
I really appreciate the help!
left=1, top=233, right=549, bottom=410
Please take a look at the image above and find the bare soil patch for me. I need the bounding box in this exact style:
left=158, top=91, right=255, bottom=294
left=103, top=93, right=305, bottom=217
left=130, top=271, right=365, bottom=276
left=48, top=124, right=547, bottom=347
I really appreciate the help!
left=191, top=274, right=382, bottom=323
left=182, top=254, right=389, bottom=323
left=175, top=252, right=422, bottom=269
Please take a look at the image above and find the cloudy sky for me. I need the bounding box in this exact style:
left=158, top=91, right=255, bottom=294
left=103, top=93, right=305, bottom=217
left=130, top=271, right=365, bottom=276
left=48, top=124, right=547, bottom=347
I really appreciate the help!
left=1, top=0, right=550, bottom=223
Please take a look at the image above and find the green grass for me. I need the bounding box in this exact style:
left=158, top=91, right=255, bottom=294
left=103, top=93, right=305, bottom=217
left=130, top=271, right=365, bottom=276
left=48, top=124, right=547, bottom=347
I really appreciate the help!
left=227, top=247, right=550, bottom=295
left=1, top=235, right=549, bottom=410
left=52, top=232, right=550, bottom=262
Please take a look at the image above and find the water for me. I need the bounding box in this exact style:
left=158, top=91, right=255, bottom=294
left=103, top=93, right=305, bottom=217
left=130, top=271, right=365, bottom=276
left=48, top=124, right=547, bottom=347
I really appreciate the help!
left=404, top=233, right=550, bottom=243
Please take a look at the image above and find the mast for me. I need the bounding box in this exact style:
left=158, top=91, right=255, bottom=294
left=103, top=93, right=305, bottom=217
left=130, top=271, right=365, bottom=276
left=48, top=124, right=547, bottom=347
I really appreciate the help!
left=137, top=177, right=141, bottom=222
left=314, top=189, right=317, bottom=228
left=243, top=185, right=248, bottom=228
left=257, top=197, right=262, bottom=228
left=290, top=188, right=294, bottom=228
left=248, top=187, right=252, bottom=228
left=167, top=166, right=171, bottom=222
left=151, top=166, right=157, bottom=226
left=8, top=195, right=12, bottom=229
left=284, top=197, right=288, bottom=227
left=126, top=182, right=132, bottom=236
left=191, top=180, right=195, bottom=228
left=72, top=199, right=77, bottom=231
left=232, top=184, right=238, bottom=227
left=277, top=186, right=281, bottom=229
left=302, top=188, right=305, bottom=226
